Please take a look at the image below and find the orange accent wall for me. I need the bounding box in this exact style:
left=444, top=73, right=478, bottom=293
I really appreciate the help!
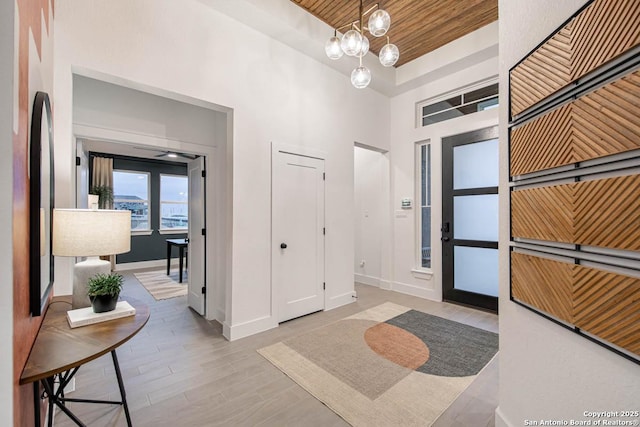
left=13, top=1, right=54, bottom=425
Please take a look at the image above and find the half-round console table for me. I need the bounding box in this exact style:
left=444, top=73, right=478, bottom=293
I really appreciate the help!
left=20, top=296, right=150, bottom=427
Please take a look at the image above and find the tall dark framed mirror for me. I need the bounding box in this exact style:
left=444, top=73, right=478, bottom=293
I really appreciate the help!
left=29, top=91, right=54, bottom=316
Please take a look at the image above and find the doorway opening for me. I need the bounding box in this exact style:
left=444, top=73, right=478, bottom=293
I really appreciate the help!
left=71, top=72, right=232, bottom=323
left=354, top=144, right=389, bottom=288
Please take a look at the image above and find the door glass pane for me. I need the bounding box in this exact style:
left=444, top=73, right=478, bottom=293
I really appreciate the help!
left=453, top=138, right=498, bottom=189
left=454, top=194, right=498, bottom=241
left=454, top=246, right=498, bottom=297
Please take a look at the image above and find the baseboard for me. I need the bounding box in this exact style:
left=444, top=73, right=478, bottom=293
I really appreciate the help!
left=354, top=273, right=380, bottom=287
left=115, top=258, right=181, bottom=271
left=224, top=315, right=277, bottom=341
left=326, top=290, right=357, bottom=310
left=379, top=279, right=392, bottom=290
left=390, top=280, right=441, bottom=301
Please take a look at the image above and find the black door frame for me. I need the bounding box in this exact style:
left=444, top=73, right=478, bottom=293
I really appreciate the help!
left=442, top=126, right=499, bottom=312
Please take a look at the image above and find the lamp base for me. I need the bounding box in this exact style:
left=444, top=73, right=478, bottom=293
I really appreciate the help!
left=73, top=258, right=111, bottom=309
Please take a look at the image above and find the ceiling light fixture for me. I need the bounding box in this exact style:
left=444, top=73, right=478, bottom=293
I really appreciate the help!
left=325, top=1, right=399, bottom=89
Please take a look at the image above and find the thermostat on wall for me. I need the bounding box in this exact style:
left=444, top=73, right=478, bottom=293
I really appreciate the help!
left=401, top=198, right=413, bottom=209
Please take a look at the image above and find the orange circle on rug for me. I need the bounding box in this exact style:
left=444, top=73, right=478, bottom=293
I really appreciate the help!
left=364, top=323, right=430, bottom=370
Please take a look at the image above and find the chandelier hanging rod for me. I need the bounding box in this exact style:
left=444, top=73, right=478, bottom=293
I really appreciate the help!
left=335, top=3, right=380, bottom=31
left=334, top=3, right=381, bottom=34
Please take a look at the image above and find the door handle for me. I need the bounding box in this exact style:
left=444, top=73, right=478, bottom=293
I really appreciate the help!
left=280, top=243, right=288, bottom=249
left=441, top=237, right=450, bottom=242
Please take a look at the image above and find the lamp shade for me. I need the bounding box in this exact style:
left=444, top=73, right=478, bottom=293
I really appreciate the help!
left=351, top=65, right=371, bottom=89
left=341, top=29, right=363, bottom=56
left=379, top=43, right=400, bottom=67
left=52, top=209, right=131, bottom=257
left=368, top=9, right=391, bottom=37
left=325, top=36, right=343, bottom=60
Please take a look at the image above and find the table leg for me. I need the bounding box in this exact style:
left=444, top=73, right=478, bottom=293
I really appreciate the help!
left=178, top=247, right=184, bottom=283
left=33, top=382, right=41, bottom=427
left=45, top=377, right=55, bottom=427
left=111, top=350, right=133, bottom=427
left=36, top=362, right=131, bottom=427
left=166, top=242, right=171, bottom=276
left=41, top=376, right=86, bottom=427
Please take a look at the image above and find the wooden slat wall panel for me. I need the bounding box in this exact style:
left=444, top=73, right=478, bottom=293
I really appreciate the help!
left=511, top=252, right=574, bottom=324
left=510, top=24, right=573, bottom=117
left=574, top=175, right=640, bottom=251
left=510, top=0, right=640, bottom=364
left=572, top=71, right=640, bottom=162
left=574, top=266, right=640, bottom=356
left=511, top=70, right=640, bottom=176
left=511, top=175, right=640, bottom=250
left=571, top=0, right=640, bottom=79
left=511, top=184, right=575, bottom=243
left=510, top=104, right=573, bottom=176
left=510, top=0, right=640, bottom=116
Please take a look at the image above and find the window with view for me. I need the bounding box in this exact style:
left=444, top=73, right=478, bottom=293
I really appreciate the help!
left=420, top=144, right=431, bottom=269
left=160, top=174, right=188, bottom=230
left=113, top=170, right=150, bottom=231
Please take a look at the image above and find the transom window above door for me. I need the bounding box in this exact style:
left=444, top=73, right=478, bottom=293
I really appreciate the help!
left=417, top=82, right=498, bottom=127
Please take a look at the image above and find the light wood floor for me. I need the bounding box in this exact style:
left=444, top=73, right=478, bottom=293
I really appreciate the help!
left=54, top=272, right=498, bottom=427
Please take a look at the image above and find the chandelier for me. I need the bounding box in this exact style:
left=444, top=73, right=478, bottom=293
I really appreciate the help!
left=324, top=1, right=399, bottom=89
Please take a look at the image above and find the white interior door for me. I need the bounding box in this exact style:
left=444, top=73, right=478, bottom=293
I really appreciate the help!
left=188, top=157, right=206, bottom=315
left=272, top=150, right=325, bottom=322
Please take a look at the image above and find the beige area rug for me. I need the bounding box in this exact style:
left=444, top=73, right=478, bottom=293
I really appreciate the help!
left=258, top=302, right=499, bottom=427
left=134, top=269, right=188, bottom=300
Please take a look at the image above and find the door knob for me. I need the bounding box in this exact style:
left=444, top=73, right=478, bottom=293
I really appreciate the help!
left=441, top=237, right=450, bottom=242
left=280, top=243, right=288, bottom=249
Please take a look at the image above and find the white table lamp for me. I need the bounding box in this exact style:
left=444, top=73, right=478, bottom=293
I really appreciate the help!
left=53, top=209, right=131, bottom=308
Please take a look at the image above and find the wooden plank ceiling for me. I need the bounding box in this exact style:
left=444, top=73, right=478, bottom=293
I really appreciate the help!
left=290, top=0, right=498, bottom=67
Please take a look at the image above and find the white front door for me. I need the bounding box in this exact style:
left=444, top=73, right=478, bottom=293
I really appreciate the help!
left=272, top=150, right=325, bottom=322
left=188, top=157, right=206, bottom=315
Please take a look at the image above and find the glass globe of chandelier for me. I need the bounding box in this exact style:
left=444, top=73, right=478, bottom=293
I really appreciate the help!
left=324, top=1, right=399, bottom=89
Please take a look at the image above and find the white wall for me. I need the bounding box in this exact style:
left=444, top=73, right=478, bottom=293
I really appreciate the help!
left=388, top=56, right=499, bottom=301
left=54, top=0, right=390, bottom=340
left=496, top=1, right=640, bottom=425
left=354, top=146, right=387, bottom=287
left=0, top=0, right=14, bottom=419
left=73, top=75, right=219, bottom=147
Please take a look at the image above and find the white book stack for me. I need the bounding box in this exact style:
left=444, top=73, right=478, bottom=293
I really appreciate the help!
left=67, top=301, right=136, bottom=328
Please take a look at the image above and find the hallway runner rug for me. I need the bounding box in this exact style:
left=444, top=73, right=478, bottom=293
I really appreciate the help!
left=258, top=302, right=498, bottom=427
left=133, top=269, right=188, bottom=300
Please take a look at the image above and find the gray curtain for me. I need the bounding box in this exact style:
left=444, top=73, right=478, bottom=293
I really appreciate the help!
left=91, top=157, right=114, bottom=209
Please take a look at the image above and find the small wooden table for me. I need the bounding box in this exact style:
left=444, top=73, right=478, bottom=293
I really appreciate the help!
left=166, top=238, right=188, bottom=283
left=20, top=296, right=149, bottom=427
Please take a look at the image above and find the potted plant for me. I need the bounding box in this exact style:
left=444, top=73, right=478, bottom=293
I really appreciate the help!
left=87, top=273, right=124, bottom=313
